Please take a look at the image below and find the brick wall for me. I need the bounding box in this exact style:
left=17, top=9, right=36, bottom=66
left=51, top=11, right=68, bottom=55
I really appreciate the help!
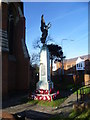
left=2, top=52, right=8, bottom=98
left=2, top=2, right=30, bottom=98
left=84, top=74, right=90, bottom=85
left=2, top=3, right=8, bottom=31
left=14, top=16, right=30, bottom=90
left=8, top=56, right=16, bottom=93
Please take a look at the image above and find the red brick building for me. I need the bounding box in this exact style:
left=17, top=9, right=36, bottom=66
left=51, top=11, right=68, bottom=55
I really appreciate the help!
left=0, top=2, right=30, bottom=99
left=64, top=54, right=90, bottom=75
left=54, top=54, right=90, bottom=85
left=54, top=54, right=90, bottom=75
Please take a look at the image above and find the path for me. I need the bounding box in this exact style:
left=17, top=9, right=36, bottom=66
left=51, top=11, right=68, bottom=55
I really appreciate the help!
left=53, top=93, right=80, bottom=117
left=2, top=93, right=80, bottom=119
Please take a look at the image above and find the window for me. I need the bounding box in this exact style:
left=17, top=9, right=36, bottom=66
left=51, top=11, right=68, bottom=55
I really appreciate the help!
left=81, top=63, right=82, bottom=67
left=77, top=64, right=78, bottom=67
left=67, top=65, right=71, bottom=69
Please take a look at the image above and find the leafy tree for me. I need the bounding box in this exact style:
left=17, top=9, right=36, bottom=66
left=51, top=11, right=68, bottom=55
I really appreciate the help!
left=47, top=44, right=63, bottom=58
left=32, top=37, right=65, bottom=79
left=47, top=44, right=63, bottom=79
left=33, top=64, right=39, bottom=76
left=30, top=64, right=39, bottom=91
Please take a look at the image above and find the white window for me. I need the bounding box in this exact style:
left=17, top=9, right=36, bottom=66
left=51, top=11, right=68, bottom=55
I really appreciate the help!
left=76, top=57, right=85, bottom=71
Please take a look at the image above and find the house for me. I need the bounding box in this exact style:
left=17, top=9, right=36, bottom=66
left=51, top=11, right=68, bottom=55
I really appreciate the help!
left=62, top=54, right=90, bottom=75
left=76, top=57, right=85, bottom=71
left=54, top=54, right=90, bottom=85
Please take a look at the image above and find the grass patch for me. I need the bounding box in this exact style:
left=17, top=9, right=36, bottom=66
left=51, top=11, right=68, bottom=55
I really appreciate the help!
left=76, top=109, right=90, bottom=119
left=69, top=109, right=90, bottom=120
left=49, top=109, right=90, bottom=120
left=74, top=86, right=90, bottom=95
left=49, top=115, right=71, bottom=120
left=69, top=110, right=81, bottom=118
left=28, top=97, right=66, bottom=107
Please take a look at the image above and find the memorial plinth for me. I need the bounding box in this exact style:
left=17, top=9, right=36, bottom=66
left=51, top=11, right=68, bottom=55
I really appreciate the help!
left=31, top=45, right=58, bottom=101
left=37, top=45, right=53, bottom=91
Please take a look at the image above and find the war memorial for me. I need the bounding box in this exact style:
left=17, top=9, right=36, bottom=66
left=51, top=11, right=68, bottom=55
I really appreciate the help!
left=31, top=15, right=59, bottom=101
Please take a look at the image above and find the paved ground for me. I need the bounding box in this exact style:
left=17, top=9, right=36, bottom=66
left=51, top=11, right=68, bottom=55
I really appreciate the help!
left=2, top=92, right=80, bottom=120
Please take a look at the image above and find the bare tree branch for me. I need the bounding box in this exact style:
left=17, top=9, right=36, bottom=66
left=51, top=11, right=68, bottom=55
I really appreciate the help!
left=46, top=35, right=54, bottom=44
left=30, top=53, right=39, bottom=65
left=33, top=35, right=54, bottom=50
left=33, top=38, right=41, bottom=49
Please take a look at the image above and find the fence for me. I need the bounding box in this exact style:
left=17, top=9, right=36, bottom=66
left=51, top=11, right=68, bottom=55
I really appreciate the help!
left=80, top=84, right=90, bottom=101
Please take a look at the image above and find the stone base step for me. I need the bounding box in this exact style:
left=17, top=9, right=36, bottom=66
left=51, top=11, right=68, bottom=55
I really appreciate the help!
left=32, top=92, right=57, bottom=101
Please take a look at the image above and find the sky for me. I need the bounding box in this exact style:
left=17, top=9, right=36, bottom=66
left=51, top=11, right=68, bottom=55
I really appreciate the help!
left=24, top=2, right=88, bottom=59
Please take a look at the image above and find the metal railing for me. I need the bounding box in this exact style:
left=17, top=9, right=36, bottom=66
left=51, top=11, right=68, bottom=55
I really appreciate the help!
left=79, top=84, right=90, bottom=101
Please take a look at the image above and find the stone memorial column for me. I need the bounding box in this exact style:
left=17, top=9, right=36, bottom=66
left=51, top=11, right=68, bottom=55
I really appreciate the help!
left=37, top=44, right=53, bottom=91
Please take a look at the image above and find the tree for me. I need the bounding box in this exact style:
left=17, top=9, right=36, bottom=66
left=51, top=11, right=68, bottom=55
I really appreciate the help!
left=30, top=53, right=39, bottom=89
left=32, top=38, right=65, bottom=79
left=33, top=35, right=54, bottom=49
left=47, top=44, right=63, bottom=58
left=33, top=37, right=41, bottom=50
left=47, top=44, right=63, bottom=79
left=30, top=53, right=39, bottom=66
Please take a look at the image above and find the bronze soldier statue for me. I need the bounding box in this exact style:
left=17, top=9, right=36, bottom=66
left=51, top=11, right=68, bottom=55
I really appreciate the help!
left=40, top=15, right=51, bottom=44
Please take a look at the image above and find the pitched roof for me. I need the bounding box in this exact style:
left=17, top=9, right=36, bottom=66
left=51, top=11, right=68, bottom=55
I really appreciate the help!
left=64, top=54, right=90, bottom=63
